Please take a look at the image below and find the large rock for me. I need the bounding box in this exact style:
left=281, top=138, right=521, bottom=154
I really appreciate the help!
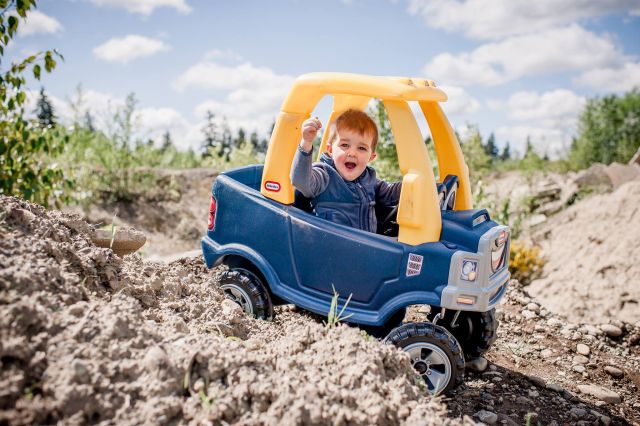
left=573, top=162, right=640, bottom=192
left=91, top=227, right=147, bottom=257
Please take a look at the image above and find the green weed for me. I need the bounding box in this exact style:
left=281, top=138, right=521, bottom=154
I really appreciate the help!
left=325, top=285, right=353, bottom=328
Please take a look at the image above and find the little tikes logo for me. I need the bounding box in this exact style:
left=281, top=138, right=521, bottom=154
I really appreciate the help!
left=264, top=181, right=281, bottom=192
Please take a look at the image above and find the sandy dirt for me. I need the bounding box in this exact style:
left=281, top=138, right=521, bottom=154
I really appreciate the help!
left=0, top=195, right=462, bottom=425
left=2, top=166, right=640, bottom=425
left=528, top=180, right=640, bottom=324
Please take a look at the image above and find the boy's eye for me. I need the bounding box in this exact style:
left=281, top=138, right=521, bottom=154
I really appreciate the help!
left=341, top=143, right=349, bottom=148
left=358, top=146, right=367, bottom=151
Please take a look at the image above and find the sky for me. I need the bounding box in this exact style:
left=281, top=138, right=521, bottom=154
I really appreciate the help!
left=6, top=0, right=640, bottom=157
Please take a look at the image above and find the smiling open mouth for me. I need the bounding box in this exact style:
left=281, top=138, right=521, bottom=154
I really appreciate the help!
left=345, top=162, right=356, bottom=170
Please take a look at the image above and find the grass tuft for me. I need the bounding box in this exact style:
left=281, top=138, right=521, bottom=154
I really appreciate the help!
left=325, top=284, right=353, bottom=328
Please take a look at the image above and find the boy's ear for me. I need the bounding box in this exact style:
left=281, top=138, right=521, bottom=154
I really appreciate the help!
left=369, top=151, right=377, bottom=162
left=326, top=143, right=333, bottom=156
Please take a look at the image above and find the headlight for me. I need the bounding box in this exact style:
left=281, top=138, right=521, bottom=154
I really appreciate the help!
left=461, top=259, right=478, bottom=281
left=491, top=230, right=509, bottom=273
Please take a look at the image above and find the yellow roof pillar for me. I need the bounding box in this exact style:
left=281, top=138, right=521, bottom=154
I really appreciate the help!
left=384, top=100, right=441, bottom=244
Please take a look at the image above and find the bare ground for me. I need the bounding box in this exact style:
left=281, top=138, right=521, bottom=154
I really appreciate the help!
left=2, top=167, right=639, bottom=425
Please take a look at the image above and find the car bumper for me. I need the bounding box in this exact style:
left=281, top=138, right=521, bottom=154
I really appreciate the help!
left=439, top=225, right=510, bottom=312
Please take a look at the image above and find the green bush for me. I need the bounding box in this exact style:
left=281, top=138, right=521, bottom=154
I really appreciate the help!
left=568, top=89, right=640, bottom=169
left=0, top=0, right=70, bottom=207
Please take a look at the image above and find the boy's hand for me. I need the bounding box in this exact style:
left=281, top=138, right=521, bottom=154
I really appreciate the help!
left=300, top=117, right=322, bottom=152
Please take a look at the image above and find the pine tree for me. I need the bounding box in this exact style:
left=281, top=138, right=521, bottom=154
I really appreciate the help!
left=500, top=142, right=511, bottom=161
left=84, top=111, right=95, bottom=132
left=34, top=87, right=56, bottom=127
left=236, top=128, right=246, bottom=148
left=201, top=111, right=220, bottom=158
left=484, top=132, right=498, bottom=158
left=161, top=131, right=173, bottom=152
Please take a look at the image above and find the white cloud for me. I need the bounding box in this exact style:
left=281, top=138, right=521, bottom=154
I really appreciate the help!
left=138, top=107, right=199, bottom=150
left=174, top=61, right=294, bottom=92
left=89, top=0, right=191, bottom=15
left=93, top=35, right=170, bottom=64
left=438, top=85, right=480, bottom=116
left=575, top=61, right=640, bottom=92
left=422, top=24, right=625, bottom=86
left=18, top=10, right=63, bottom=36
left=175, top=59, right=294, bottom=135
left=497, top=89, right=586, bottom=124
left=407, top=0, right=638, bottom=40
left=495, top=125, right=572, bottom=158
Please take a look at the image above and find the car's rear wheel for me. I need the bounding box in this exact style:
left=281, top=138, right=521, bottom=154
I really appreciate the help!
left=219, top=268, right=274, bottom=320
left=427, top=307, right=498, bottom=359
left=384, top=322, right=464, bottom=395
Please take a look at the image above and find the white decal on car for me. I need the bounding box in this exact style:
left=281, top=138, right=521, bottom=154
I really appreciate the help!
left=406, top=253, right=423, bottom=277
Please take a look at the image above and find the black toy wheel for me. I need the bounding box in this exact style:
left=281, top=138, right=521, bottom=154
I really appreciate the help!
left=384, top=322, right=464, bottom=395
left=219, top=268, right=274, bottom=320
left=427, top=307, right=498, bottom=359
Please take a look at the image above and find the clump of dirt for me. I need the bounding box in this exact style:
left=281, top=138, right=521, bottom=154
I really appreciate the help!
left=527, top=180, right=640, bottom=324
left=0, top=195, right=461, bottom=425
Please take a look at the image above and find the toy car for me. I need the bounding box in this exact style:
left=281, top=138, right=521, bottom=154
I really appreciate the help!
left=202, top=73, right=510, bottom=395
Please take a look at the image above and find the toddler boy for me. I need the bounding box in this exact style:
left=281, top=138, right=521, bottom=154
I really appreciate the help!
left=290, top=109, right=401, bottom=233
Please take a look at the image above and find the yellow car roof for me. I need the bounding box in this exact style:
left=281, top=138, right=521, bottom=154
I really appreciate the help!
left=281, top=72, right=448, bottom=114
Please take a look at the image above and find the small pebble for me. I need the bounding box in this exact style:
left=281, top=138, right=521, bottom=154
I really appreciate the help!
left=526, top=302, right=540, bottom=313
left=540, top=349, right=554, bottom=359
left=569, top=407, right=587, bottom=418
left=603, top=366, right=624, bottom=379
left=547, top=317, right=562, bottom=328
left=528, top=375, right=546, bottom=387
left=577, top=384, right=621, bottom=404
left=573, top=355, right=589, bottom=364
left=576, top=343, right=590, bottom=356
left=600, top=324, right=623, bottom=338
left=547, top=383, right=564, bottom=392
left=474, top=410, right=498, bottom=425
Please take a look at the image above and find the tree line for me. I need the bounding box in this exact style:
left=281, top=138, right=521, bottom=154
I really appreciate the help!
left=2, top=1, right=639, bottom=207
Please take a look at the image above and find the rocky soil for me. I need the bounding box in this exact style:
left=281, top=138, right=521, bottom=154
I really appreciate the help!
left=2, top=164, right=640, bottom=425
left=0, top=195, right=462, bottom=425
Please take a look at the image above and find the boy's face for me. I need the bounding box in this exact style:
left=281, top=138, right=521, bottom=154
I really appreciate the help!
left=327, top=127, right=377, bottom=181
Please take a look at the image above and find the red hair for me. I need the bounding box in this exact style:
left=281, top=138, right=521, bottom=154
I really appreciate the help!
left=327, top=109, right=379, bottom=151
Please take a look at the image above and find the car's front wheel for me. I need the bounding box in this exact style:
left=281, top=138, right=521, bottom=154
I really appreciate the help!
left=219, top=268, right=274, bottom=320
left=384, top=322, right=464, bottom=395
left=427, top=307, right=498, bottom=359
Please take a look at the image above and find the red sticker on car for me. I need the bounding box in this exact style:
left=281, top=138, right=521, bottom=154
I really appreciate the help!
left=265, top=181, right=281, bottom=192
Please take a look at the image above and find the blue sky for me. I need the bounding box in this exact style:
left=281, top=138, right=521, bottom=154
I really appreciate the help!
left=8, top=0, right=640, bottom=157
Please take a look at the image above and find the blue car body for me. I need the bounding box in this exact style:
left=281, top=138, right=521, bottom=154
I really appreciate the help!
left=202, top=164, right=510, bottom=327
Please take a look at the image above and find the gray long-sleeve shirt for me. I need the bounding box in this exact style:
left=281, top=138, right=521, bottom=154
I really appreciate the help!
left=290, top=146, right=401, bottom=232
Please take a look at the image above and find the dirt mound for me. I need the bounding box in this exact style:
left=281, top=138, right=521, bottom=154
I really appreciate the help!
left=0, top=195, right=459, bottom=425
left=528, top=180, right=640, bottom=324
left=63, top=168, right=218, bottom=260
